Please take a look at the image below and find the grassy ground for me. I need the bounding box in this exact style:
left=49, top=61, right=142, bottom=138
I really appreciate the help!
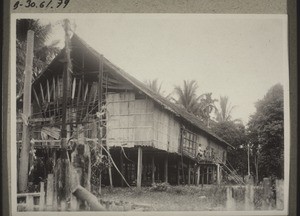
left=97, top=185, right=228, bottom=211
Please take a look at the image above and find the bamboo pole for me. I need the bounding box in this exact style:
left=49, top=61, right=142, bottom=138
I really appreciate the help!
left=18, top=30, right=34, bottom=192
left=98, top=55, right=104, bottom=194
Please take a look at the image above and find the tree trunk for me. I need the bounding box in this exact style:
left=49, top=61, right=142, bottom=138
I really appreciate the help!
left=18, top=30, right=34, bottom=192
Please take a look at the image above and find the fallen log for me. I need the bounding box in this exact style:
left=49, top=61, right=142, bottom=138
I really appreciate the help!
left=72, top=185, right=105, bottom=211
left=70, top=166, right=105, bottom=211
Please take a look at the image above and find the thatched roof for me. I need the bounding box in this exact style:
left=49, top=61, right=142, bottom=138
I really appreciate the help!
left=32, top=33, right=234, bottom=149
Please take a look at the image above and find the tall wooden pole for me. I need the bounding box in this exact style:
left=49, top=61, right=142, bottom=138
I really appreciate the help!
left=18, top=30, right=34, bottom=192
left=98, top=55, right=103, bottom=193
left=58, top=19, right=72, bottom=209
left=61, top=19, right=72, bottom=147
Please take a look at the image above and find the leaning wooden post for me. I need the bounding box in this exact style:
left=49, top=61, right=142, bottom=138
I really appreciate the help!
left=98, top=54, right=104, bottom=194
left=18, top=30, right=34, bottom=192
left=137, top=147, right=143, bottom=189
left=107, top=145, right=113, bottom=189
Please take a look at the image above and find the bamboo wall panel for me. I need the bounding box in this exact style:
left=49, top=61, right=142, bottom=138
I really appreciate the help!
left=106, top=92, right=180, bottom=152
left=152, top=106, right=180, bottom=153
left=106, top=93, right=136, bottom=147
left=209, top=140, right=226, bottom=163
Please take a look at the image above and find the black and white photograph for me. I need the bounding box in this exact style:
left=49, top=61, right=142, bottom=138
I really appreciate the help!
left=10, top=13, right=289, bottom=214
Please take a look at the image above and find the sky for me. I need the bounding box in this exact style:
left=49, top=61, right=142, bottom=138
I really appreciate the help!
left=39, top=14, right=288, bottom=124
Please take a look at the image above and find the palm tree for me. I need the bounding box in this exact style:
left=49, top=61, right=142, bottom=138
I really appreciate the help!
left=16, top=19, right=60, bottom=96
left=215, top=95, right=243, bottom=124
left=173, top=80, right=201, bottom=115
left=198, top=93, right=218, bottom=126
left=145, top=78, right=172, bottom=99
left=145, top=78, right=163, bottom=94
left=215, top=96, right=236, bottom=122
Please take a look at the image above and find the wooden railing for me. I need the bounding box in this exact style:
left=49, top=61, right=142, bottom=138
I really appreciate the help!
left=17, top=182, right=45, bottom=211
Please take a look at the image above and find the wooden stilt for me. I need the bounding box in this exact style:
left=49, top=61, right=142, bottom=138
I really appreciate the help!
left=201, top=167, right=204, bottom=187
left=188, top=160, right=191, bottom=185
left=107, top=146, right=113, bottom=189
left=164, top=155, right=168, bottom=183
left=151, top=155, right=155, bottom=184
left=216, top=164, right=220, bottom=185
left=52, top=77, right=56, bottom=101
left=206, top=166, right=209, bottom=184
left=76, top=79, right=81, bottom=109
left=120, top=149, right=124, bottom=187
left=212, top=165, right=216, bottom=184
left=177, top=160, right=180, bottom=185
left=137, top=147, right=143, bottom=189
left=196, top=165, right=200, bottom=186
